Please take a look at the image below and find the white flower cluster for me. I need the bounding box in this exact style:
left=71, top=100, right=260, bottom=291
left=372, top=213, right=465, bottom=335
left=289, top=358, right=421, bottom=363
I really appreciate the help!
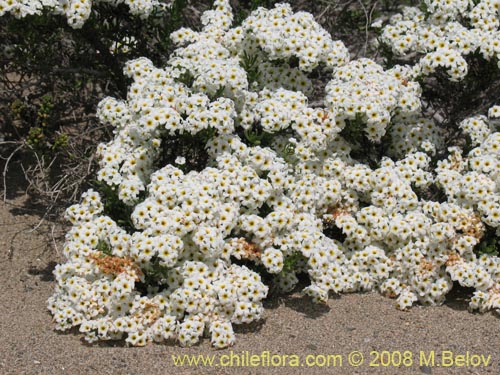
left=0, top=0, right=166, bottom=28
left=49, top=187, right=269, bottom=348
left=239, top=88, right=343, bottom=149
left=378, top=0, right=500, bottom=81
left=325, top=59, right=421, bottom=142
left=387, top=115, right=443, bottom=158
left=0, top=0, right=54, bottom=18
left=237, top=3, right=349, bottom=71
left=437, top=114, right=500, bottom=230
left=51, top=0, right=500, bottom=348
left=169, top=1, right=349, bottom=97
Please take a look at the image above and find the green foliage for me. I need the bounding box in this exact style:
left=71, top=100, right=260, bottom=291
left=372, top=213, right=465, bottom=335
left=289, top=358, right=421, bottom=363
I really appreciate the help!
left=243, top=126, right=265, bottom=146
left=282, top=251, right=306, bottom=274
left=476, top=230, right=499, bottom=256
left=19, top=94, right=68, bottom=154
left=10, top=98, right=26, bottom=117
left=94, top=181, right=136, bottom=231
left=97, top=239, right=113, bottom=255
left=241, top=51, right=260, bottom=84
left=342, top=114, right=385, bottom=168
left=209, top=85, right=227, bottom=101
left=52, top=133, right=69, bottom=151
left=243, top=125, right=274, bottom=147
left=175, top=69, right=195, bottom=87
left=26, top=127, right=46, bottom=150
left=37, top=94, right=54, bottom=128
left=137, top=258, right=171, bottom=294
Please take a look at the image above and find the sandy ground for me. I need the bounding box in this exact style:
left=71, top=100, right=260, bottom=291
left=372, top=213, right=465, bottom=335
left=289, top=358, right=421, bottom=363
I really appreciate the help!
left=0, top=195, right=499, bottom=375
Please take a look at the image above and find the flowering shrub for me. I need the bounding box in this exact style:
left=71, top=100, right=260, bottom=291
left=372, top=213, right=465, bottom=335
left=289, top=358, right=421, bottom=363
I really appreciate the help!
left=0, top=0, right=169, bottom=28
left=48, top=0, right=500, bottom=348
left=0, top=0, right=198, bottom=207
left=378, top=0, right=500, bottom=82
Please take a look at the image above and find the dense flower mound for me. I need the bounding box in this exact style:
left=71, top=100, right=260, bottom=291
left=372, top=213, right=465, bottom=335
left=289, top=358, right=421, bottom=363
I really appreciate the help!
left=378, top=0, right=500, bottom=81
left=48, top=0, right=500, bottom=348
left=325, top=59, right=421, bottom=142
left=0, top=0, right=167, bottom=28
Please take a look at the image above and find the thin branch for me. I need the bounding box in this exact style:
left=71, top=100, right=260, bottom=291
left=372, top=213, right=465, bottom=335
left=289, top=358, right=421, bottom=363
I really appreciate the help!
left=51, top=223, right=60, bottom=256
left=2, top=143, right=23, bottom=202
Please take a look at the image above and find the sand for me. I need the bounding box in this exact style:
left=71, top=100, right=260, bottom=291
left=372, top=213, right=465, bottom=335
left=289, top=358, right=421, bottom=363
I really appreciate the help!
left=0, top=196, right=499, bottom=375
